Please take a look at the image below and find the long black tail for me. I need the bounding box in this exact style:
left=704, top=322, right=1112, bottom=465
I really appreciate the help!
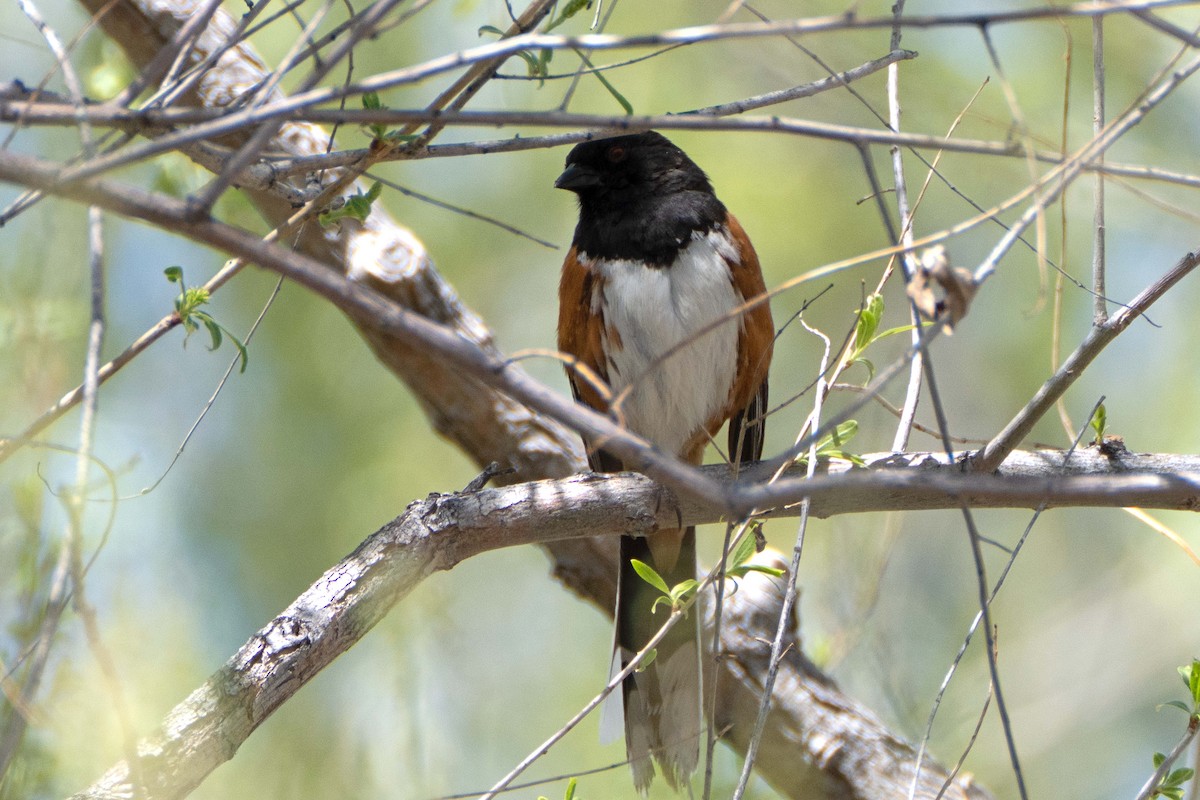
left=616, top=527, right=701, bottom=793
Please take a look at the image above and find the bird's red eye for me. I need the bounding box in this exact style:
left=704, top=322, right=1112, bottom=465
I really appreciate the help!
left=606, top=145, right=627, bottom=163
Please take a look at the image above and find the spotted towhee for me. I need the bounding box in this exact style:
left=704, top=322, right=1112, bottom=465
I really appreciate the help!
left=556, top=131, right=774, bottom=792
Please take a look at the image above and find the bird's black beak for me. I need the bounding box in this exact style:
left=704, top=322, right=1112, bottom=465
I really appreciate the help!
left=555, top=163, right=602, bottom=191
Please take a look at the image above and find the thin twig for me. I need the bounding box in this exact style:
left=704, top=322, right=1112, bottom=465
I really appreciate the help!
left=28, top=107, right=1019, bottom=190
left=1092, top=16, right=1108, bottom=325
left=11, top=88, right=1200, bottom=187
left=1051, top=18, right=1077, bottom=441
left=886, top=0, right=923, bottom=454
left=1188, top=729, right=1200, bottom=800
left=686, top=47, right=915, bottom=115
left=933, top=688, right=992, bottom=800
left=365, top=173, right=558, bottom=249
left=702, top=521, right=738, bottom=800
left=980, top=26, right=1051, bottom=313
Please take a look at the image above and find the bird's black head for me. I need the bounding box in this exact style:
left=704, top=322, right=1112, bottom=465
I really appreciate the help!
left=556, top=131, right=726, bottom=266
left=555, top=131, right=714, bottom=199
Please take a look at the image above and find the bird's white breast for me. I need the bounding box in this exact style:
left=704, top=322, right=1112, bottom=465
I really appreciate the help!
left=589, top=229, right=742, bottom=457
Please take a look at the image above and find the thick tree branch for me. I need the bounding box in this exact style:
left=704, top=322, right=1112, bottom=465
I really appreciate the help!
left=60, top=442, right=1200, bottom=798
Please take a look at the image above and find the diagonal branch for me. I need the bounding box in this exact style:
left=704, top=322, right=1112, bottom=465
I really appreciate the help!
left=974, top=248, right=1200, bottom=472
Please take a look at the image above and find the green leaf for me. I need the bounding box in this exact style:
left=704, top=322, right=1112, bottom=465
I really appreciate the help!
left=343, top=194, right=373, bottom=221
left=1091, top=403, right=1107, bottom=443
left=478, top=23, right=550, bottom=84
left=637, top=648, right=657, bottom=670
left=1186, top=659, right=1200, bottom=705
left=319, top=182, right=383, bottom=226
left=382, top=130, right=421, bottom=143
left=359, top=92, right=390, bottom=139
left=853, top=293, right=884, bottom=354
left=1160, top=700, right=1194, bottom=714
left=1154, top=752, right=1167, bottom=768
left=229, top=332, right=250, bottom=373
left=1167, top=768, right=1195, bottom=785
left=516, top=49, right=542, bottom=74
left=829, top=419, right=857, bottom=447
left=544, top=0, right=592, bottom=32
left=668, top=579, right=699, bottom=606
left=796, top=420, right=862, bottom=467
left=875, top=322, right=925, bottom=341
left=197, top=313, right=223, bottom=351
left=164, top=267, right=249, bottom=372
left=817, top=420, right=859, bottom=455
left=851, top=357, right=876, bottom=383
left=187, top=286, right=211, bottom=309
left=728, top=532, right=756, bottom=570
left=729, top=563, right=786, bottom=579
left=820, top=449, right=867, bottom=467
left=591, top=67, right=633, bottom=115
left=630, top=559, right=670, bottom=595
left=564, top=777, right=577, bottom=800
left=843, top=296, right=933, bottom=383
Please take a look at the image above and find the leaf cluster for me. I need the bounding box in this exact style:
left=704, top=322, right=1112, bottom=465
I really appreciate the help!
left=164, top=267, right=249, bottom=372
left=318, top=180, right=383, bottom=225
left=358, top=91, right=421, bottom=144
left=795, top=420, right=864, bottom=467
left=631, top=525, right=785, bottom=617
left=1151, top=753, right=1194, bottom=800
left=1150, top=659, right=1200, bottom=800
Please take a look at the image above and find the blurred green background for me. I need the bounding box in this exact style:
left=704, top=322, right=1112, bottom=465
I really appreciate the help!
left=2, top=1, right=1200, bottom=798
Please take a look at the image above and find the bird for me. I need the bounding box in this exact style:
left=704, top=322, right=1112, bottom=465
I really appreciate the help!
left=555, top=130, right=774, bottom=792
